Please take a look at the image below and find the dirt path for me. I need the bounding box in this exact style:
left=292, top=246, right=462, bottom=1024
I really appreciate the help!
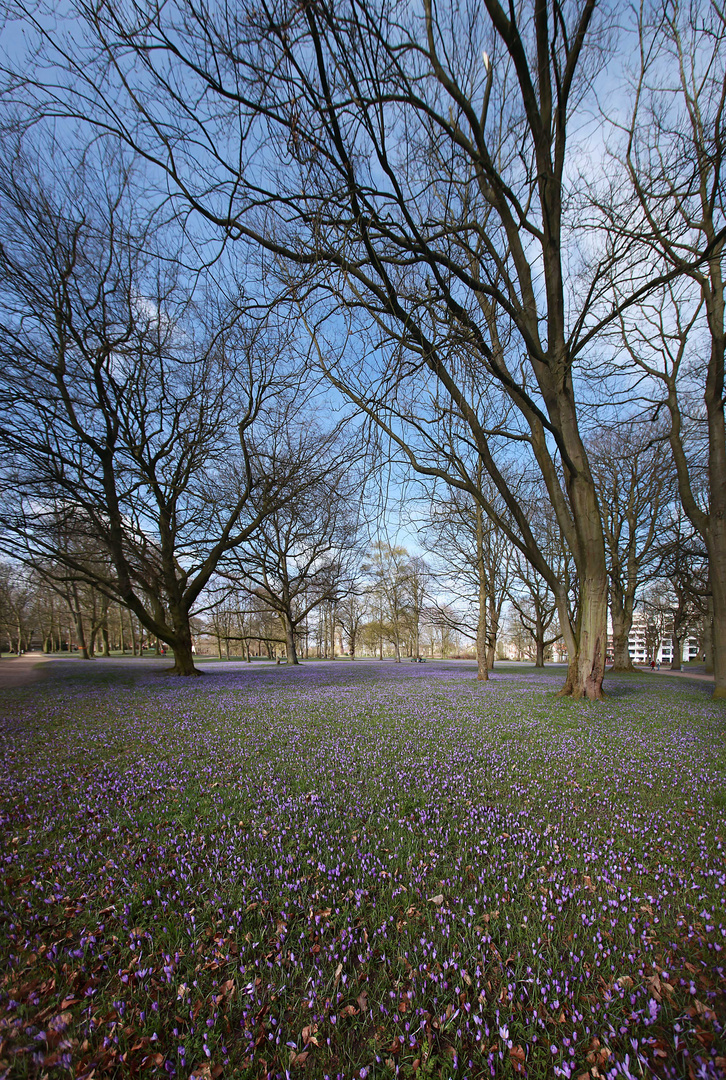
left=0, top=653, right=51, bottom=689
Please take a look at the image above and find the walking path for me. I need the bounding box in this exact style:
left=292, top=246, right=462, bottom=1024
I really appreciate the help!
left=0, top=654, right=717, bottom=689
left=635, top=664, right=714, bottom=684
left=0, top=652, right=50, bottom=689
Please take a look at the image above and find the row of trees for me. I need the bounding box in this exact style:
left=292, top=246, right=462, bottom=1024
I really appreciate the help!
left=3, top=427, right=708, bottom=673
left=0, top=0, right=723, bottom=696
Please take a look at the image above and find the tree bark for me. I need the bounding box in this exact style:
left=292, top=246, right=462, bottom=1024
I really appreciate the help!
left=170, top=637, right=200, bottom=675
left=703, top=594, right=715, bottom=676
left=476, top=501, right=489, bottom=681
left=284, top=617, right=299, bottom=665
left=71, top=614, right=90, bottom=660
left=486, top=601, right=499, bottom=672
left=708, top=524, right=726, bottom=695
left=534, top=614, right=545, bottom=668
left=610, top=590, right=635, bottom=672
left=168, top=605, right=201, bottom=675
left=670, top=631, right=682, bottom=671
left=558, top=574, right=607, bottom=701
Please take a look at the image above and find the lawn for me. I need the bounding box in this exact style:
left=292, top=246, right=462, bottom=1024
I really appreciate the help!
left=1, top=661, right=724, bottom=1080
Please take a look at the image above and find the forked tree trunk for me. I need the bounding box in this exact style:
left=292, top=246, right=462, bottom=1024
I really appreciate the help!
left=558, top=574, right=608, bottom=701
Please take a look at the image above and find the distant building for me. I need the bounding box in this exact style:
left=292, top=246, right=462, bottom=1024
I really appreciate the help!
left=607, top=611, right=699, bottom=665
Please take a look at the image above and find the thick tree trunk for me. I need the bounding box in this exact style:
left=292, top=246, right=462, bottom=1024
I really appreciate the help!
left=703, top=595, right=714, bottom=675
left=101, top=624, right=110, bottom=657
left=168, top=607, right=201, bottom=675
left=610, top=593, right=635, bottom=672
left=169, top=638, right=200, bottom=675
left=284, top=618, right=299, bottom=665
left=670, top=631, right=682, bottom=671
left=558, top=575, right=607, bottom=701
left=708, top=523, right=726, bottom=696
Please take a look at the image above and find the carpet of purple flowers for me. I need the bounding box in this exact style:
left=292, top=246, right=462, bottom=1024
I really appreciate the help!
left=1, top=659, right=725, bottom=1080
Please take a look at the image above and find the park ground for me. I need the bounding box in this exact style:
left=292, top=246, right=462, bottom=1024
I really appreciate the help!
left=0, top=658, right=724, bottom=1080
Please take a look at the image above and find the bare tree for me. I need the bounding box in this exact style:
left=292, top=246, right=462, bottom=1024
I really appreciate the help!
left=364, top=543, right=417, bottom=663
left=508, top=558, right=562, bottom=669
left=335, top=571, right=371, bottom=659
left=9, top=0, right=675, bottom=698
left=0, top=143, right=304, bottom=674
left=423, top=474, right=513, bottom=679
left=229, top=424, right=363, bottom=664
left=610, top=2, right=726, bottom=696
left=0, top=563, right=34, bottom=654
left=590, top=422, right=671, bottom=671
left=657, top=510, right=709, bottom=670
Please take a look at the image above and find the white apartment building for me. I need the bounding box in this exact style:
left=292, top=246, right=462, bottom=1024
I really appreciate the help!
left=609, top=611, right=700, bottom=665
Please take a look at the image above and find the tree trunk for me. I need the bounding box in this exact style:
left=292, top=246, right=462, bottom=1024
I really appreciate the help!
left=167, top=605, right=201, bottom=675
left=610, top=591, right=635, bottom=672
left=558, top=574, right=607, bottom=701
left=475, top=501, right=489, bottom=681
left=101, top=624, right=110, bottom=657
left=170, top=637, right=200, bottom=675
left=534, top=619, right=545, bottom=668
left=670, top=630, right=682, bottom=671
left=71, top=610, right=91, bottom=660
left=703, top=593, right=715, bottom=675
left=486, top=602, right=499, bottom=672
left=708, top=523, right=726, bottom=696
left=284, top=617, right=299, bottom=665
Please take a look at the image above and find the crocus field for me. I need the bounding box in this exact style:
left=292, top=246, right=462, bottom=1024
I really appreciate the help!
left=1, top=660, right=725, bottom=1080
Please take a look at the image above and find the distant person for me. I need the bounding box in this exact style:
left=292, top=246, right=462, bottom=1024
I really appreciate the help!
left=650, top=658, right=656, bottom=670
